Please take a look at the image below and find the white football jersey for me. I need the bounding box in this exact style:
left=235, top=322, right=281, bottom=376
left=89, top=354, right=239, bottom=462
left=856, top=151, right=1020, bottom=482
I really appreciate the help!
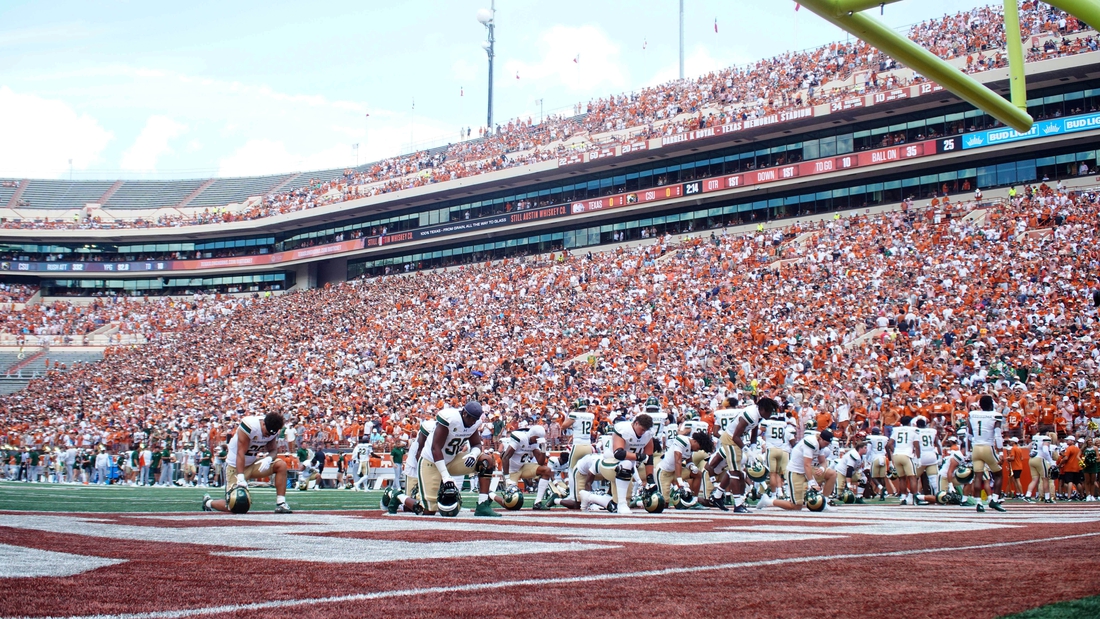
left=567, top=412, right=595, bottom=446
left=226, top=415, right=279, bottom=467
left=575, top=453, right=602, bottom=477
left=969, top=412, right=999, bottom=447
left=596, top=434, right=614, bottom=454
left=760, top=419, right=792, bottom=451
left=891, top=426, right=918, bottom=458
left=836, top=448, right=863, bottom=474
left=715, top=405, right=760, bottom=439
left=613, top=420, right=654, bottom=458
left=916, top=428, right=939, bottom=465
left=788, top=437, right=818, bottom=475
left=351, top=442, right=372, bottom=463
left=658, top=435, right=692, bottom=473
left=682, top=420, right=710, bottom=437
left=867, top=435, right=889, bottom=459
left=408, top=419, right=435, bottom=465
left=505, top=429, right=543, bottom=467
left=423, top=408, right=481, bottom=464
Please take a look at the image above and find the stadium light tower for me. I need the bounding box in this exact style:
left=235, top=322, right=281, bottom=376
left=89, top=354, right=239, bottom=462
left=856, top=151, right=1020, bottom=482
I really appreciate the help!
left=477, top=2, right=496, bottom=132
left=679, top=0, right=684, bottom=80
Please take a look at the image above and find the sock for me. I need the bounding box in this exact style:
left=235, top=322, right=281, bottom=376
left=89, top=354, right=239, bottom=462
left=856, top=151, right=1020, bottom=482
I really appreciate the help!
left=991, top=493, right=1000, bottom=503
left=733, top=494, right=745, bottom=507
left=276, top=496, right=287, bottom=505
left=488, top=491, right=497, bottom=502
left=591, top=493, right=612, bottom=508
left=1044, top=492, right=1050, bottom=500
left=478, top=493, right=488, bottom=503
left=396, top=493, right=408, bottom=503
left=614, top=479, right=631, bottom=506
left=536, top=478, right=549, bottom=503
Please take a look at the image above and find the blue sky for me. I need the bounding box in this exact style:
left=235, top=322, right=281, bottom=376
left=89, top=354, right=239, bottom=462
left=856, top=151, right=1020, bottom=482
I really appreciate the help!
left=0, top=0, right=995, bottom=180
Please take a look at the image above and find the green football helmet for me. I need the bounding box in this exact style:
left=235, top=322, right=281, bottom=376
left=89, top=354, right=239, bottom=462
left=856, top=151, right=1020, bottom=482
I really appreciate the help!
left=227, top=485, right=252, bottom=514
left=805, top=489, right=826, bottom=512
left=502, top=486, right=524, bottom=510
left=641, top=489, right=667, bottom=513
left=437, top=480, right=462, bottom=517
left=745, top=461, right=769, bottom=483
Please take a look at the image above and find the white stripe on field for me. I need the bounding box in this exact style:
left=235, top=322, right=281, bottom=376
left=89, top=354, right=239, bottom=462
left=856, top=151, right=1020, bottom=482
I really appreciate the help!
left=5, top=531, right=1098, bottom=619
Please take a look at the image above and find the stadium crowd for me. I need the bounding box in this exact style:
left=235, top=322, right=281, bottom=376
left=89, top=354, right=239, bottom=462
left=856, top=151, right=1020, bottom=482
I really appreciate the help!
left=2, top=180, right=1099, bottom=504
left=3, top=2, right=1094, bottom=232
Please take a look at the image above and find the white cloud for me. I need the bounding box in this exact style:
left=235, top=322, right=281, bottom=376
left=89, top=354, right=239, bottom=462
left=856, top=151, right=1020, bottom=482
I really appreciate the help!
left=451, top=58, right=480, bottom=83
left=217, top=140, right=354, bottom=177
left=0, top=86, right=113, bottom=178
left=119, top=115, right=187, bottom=173
left=647, top=44, right=750, bottom=87
left=503, top=25, right=627, bottom=94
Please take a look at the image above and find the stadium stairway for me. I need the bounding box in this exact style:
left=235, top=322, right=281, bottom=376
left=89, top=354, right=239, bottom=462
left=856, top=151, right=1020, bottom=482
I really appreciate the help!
left=176, top=179, right=216, bottom=208
left=97, top=180, right=124, bottom=205
left=4, top=179, right=28, bottom=209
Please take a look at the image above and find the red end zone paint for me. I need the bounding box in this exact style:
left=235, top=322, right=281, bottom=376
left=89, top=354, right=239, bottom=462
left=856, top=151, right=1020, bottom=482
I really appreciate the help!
left=1, top=507, right=1099, bottom=618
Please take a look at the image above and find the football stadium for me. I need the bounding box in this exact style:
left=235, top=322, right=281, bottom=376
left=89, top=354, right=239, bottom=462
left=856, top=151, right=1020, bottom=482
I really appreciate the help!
left=3, top=1, right=1100, bottom=617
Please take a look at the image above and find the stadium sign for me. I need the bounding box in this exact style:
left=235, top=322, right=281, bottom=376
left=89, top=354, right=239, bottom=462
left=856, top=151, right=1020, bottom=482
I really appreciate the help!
left=960, top=111, right=1100, bottom=149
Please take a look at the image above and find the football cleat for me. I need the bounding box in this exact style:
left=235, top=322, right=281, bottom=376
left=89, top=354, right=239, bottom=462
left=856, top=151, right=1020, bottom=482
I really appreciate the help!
left=532, top=500, right=550, bottom=510
left=711, top=497, right=729, bottom=512
left=474, top=500, right=501, bottom=518
left=387, top=495, right=400, bottom=515
left=854, top=497, right=865, bottom=504
left=201, top=494, right=213, bottom=512
left=989, top=500, right=1006, bottom=513
left=732, top=504, right=749, bottom=514
left=274, top=501, right=293, bottom=514
left=976, top=503, right=986, bottom=513
left=606, top=500, right=618, bottom=513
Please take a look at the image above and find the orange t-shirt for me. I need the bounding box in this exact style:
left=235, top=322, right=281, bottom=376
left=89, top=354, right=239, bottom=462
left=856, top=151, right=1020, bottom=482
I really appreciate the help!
left=1061, top=445, right=1082, bottom=473
left=1011, top=445, right=1028, bottom=471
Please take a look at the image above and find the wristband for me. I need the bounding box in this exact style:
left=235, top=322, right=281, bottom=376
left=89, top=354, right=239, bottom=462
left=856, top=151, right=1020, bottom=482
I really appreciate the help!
left=434, top=458, right=451, bottom=483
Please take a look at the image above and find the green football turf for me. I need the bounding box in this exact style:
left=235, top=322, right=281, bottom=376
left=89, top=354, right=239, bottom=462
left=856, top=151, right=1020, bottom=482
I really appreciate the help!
left=1000, top=595, right=1100, bottom=619
left=0, top=480, right=413, bottom=512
